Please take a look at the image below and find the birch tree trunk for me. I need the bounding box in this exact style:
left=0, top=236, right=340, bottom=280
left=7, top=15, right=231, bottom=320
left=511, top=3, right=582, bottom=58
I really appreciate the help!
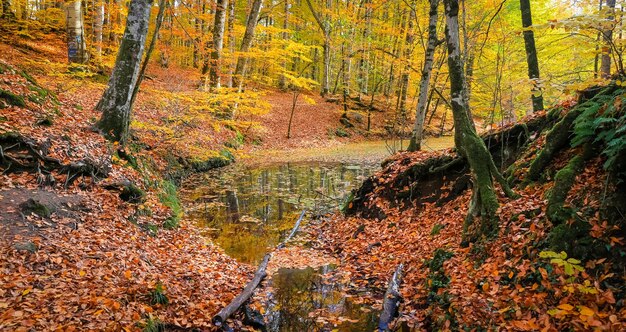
left=443, top=0, right=514, bottom=245
left=96, top=0, right=152, bottom=143
left=408, top=0, right=439, bottom=152
left=94, top=0, right=104, bottom=60
left=519, top=0, right=544, bottom=112
left=227, top=0, right=235, bottom=88
left=233, top=0, right=263, bottom=89
left=601, top=0, right=616, bottom=78
left=65, top=0, right=88, bottom=63
left=207, top=0, right=228, bottom=89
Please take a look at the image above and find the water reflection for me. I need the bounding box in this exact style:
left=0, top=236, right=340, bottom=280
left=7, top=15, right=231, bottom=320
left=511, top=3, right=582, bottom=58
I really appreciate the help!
left=265, top=266, right=379, bottom=332
left=183, top=162, right=377, bottom=264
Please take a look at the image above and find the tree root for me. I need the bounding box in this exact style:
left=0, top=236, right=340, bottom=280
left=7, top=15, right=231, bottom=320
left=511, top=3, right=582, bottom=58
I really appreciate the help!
left=0, top=132, right=110, bottom=187
left=526, top=86, right=618, bottom=182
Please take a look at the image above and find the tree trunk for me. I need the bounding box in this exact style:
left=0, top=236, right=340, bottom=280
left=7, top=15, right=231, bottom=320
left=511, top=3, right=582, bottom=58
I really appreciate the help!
left=601, top=0, right=616, bottom=78
left=305, top=0, right=330, bottom=96
left=130, top=0, right=167, bottom=109
left=233, top=0, right=263, bottom=89
left=408, top=0, right=439, bottom=152
left=65, top=0, right=88, bottom=63
left=94, top=0, right=104, bottom=60
left=227, top=0, right=235, bottom=88
left=519, top=0, right=544, bottom=112
left=96, top=0, right=152, bottom=143
left=278, top=0, right=289, bottom=90
left=443, top=0, right=514, bottom=245
left=207, top=0, right=228, bottom=89
left=398, top=5, right=415, bottom=120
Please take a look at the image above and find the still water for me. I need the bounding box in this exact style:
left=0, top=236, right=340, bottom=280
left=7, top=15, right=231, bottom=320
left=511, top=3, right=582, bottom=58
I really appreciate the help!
left=182, top=162, right=378, bottom=264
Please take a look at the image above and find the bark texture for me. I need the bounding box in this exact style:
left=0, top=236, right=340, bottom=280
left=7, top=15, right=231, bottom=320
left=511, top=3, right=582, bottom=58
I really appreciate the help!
left=208, top=0, right=229, bottom=89
left=519, top=0, right=544, bottom=112
left=233, top=0, right=263, bottom=89
left=96, top=0, right=152, bottom=143
left=408, top=0, right=439, bottom=151
left=444, top=0, right=513, bottom=244
left=65, top=0, right=88, bottom=63
left=305, top=0, right=331, bottom=96
left=601, top=0, right=616, bottom=78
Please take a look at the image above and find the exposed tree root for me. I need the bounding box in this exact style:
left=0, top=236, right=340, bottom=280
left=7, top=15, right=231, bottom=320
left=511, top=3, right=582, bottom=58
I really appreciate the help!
left=526, top=86, right=619, bottom=182
left=346, top=112, right=548, bottom=218
left=0, top=132, right=110, bottom=187
left=546, top=154, right=585, bottom=224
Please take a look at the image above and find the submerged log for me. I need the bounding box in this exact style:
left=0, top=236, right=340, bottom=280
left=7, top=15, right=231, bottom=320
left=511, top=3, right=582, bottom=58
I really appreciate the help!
left=378, top=263, right=404, bottom=332
left=212, top=209, right=306, bottom=328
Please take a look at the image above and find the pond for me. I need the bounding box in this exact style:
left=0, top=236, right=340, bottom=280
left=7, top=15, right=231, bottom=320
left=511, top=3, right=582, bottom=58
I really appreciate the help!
left=180, top=138, right=454, bottom=330
left=264, top=265, right=379, bottom=332
left=181, top=161, right=378, bottom=264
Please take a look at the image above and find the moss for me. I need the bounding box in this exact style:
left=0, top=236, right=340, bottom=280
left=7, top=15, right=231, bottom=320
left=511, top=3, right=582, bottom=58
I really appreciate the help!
left=335, top=127, right=350, bottom=137
left=0, top=89, right=26, bottom=108
left=19, top=198, right=52, bottom=218
left=190, top=149, right=234, bottom=172
left=340, top=191, right=354, bottom=214
left=431, top=223, right=445, bottom=236
left=159, top=180, right=182, bottom=229
left=548, top=218, right=605, bottom=261
left=546, top=155, right=584, bottom=224
left=0, top=62, right=11, bottom=74
left=35, top=115, right=54, bottom=126
left=428, top=248, right=454, bottom=272
left=14, top=241, right=38, bottom=253
left=120, top=184, right=146, bottom=203
left=527, top=87, right=619, bottom=182
left=19, top=70, right=38, bottom=86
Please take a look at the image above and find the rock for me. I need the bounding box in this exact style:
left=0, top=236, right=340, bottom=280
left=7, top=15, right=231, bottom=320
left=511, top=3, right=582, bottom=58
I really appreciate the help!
left=20, top=198, right=53, bottom=218
left=120, top=183, right=146, bottom=203
left=14, top=241, right=37, bottom=253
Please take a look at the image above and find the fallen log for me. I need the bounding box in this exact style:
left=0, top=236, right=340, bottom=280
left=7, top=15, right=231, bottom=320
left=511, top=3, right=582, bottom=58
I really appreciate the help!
left=277, top=209, right=306, bottom=249
left=212, top=209, right=306, bottom=328
left=378, top=263, right=404, bottom=332
left=212, top=253, right=271, bottom=328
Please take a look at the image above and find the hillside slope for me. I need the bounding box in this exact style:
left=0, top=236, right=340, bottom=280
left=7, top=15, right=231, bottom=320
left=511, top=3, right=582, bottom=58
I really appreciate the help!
left=312, top=86, right=626, bottom=331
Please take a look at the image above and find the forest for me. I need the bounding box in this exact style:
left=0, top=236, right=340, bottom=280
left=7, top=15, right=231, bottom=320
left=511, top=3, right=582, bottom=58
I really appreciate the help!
left=0, top=0, right=625, bottom=330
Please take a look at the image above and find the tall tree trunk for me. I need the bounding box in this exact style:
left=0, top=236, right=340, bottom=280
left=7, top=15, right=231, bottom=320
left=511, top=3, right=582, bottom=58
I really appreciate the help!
left=305, top=0, right=331, bottom=96
left=207, top=0, right=228, bottom=89
left=358, top=0, right=372, bottom=99
left=65, top=0, right=89, bottom=63
left=408, top=0, right=439, bottom=152
left=130, top=0, right=167, bottom=109
left=233, top=0, right=263, bottom=89
left=519, top=0, right=544, bottom=112
left=601, top=0, right=616, bottom=78
left=227, top=0, right=235, bottom=88
left=96, top=0, right=152, bottom=143
left=443, top=0, right=514, bottom=245
left=278, top=0, right=290, bottom=90
left=398, top=4, right=415, bottom=120
left=94, top=0, right=104, bottom=60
